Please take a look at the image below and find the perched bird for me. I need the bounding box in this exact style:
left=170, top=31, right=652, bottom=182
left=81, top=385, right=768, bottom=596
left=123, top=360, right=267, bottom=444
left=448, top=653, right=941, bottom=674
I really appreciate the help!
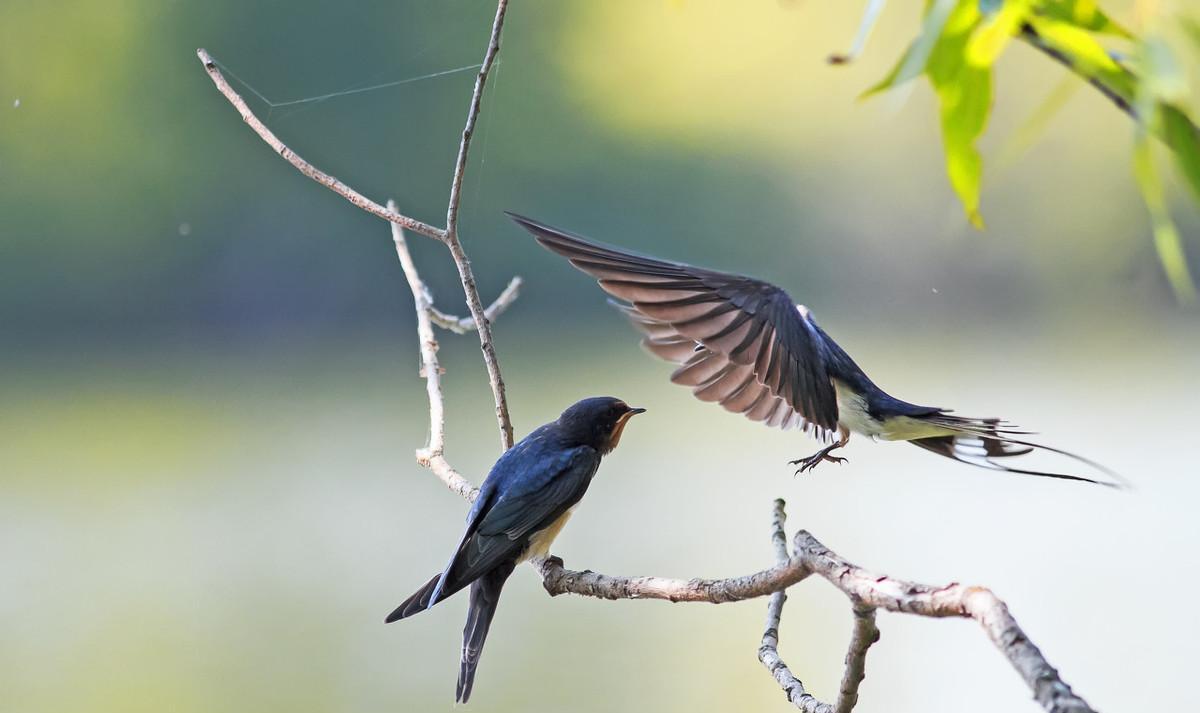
left=386, top=397, right=646, bottom=703
left=509, top=213, right=1122, bottom=487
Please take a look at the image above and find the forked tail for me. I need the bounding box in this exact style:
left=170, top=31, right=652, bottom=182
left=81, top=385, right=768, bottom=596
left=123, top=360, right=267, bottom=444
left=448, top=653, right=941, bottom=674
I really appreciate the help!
left=911, top=414, right=1128, bottom=488
left=457, top=561, right=516, bottom=704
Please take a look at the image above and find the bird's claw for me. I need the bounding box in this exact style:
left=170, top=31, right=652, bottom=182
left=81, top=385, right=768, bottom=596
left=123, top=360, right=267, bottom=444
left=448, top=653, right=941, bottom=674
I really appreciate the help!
left=543, top=555, right=565, bottom=570
left=790, top=450, right=848, bottom=476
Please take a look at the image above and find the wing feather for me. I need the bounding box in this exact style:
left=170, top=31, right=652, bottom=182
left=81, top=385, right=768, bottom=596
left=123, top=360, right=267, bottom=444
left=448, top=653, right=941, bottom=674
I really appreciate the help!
left=510, top=212, right=840, bottom=435
left=644, top=336, right=701, bottom=361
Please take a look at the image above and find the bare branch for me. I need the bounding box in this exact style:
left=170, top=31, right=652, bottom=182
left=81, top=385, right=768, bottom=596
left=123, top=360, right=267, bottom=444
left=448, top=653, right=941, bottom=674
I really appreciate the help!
left=195, top=48, right=445, bottom=242
left=530, top=505, right=1094, bottom=713
left=759, top=500, right=832, bottom=713
left=388, top=208, right=481, bottom=501
left=834, top=607, right=879, bottom=713
left=536, top=551, right=811, bottom=603
left=429, top=276, right=522, bottom=334
left=446, top=0, right=508, bottom=237
left=795, top=531, right=1096, bottom=713
left=441, top=0, right=515, bottom=450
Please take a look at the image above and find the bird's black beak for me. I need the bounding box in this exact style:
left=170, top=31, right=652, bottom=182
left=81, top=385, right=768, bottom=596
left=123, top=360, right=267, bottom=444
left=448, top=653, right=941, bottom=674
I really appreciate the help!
left=627, top=406, right=647, bottom=415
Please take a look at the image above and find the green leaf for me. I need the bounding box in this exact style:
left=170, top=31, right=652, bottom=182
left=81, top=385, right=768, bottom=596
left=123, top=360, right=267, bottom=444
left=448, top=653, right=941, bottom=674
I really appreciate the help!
left=1034, top=0, right=1133, bottom=39
left=927, top=2, right=991, bottom=227
left=1160, top=104, right=1200, bottom=203
left=1023, top=14, right=1137, bottom=111
left=862, top=0, right=957, bottom=97
left=866, top=1, right=993, bottom=226
left=1133, top=135, right=1197, bottom=303
left=967, top=0, right=1030, bottom=68
left=1026, top=16, right=1121, bottom=73
left=1182, top=16, right=1200, bottom=52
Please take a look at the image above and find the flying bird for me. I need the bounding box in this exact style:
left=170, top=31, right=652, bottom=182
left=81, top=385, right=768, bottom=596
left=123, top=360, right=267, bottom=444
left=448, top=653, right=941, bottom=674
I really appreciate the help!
left=385, top=397, right=646, bottom=703
left=508, top=213, right=1122, bottom=487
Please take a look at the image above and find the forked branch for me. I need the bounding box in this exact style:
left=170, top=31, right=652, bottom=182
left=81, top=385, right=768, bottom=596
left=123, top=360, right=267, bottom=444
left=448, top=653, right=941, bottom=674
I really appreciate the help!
left=758, top=500, right=832, bottom=713
left=197, top=0, right=514, bottom=449
left=389, top=208, right=520, bottom=501
left=795, top=531, right=1095, bottom=713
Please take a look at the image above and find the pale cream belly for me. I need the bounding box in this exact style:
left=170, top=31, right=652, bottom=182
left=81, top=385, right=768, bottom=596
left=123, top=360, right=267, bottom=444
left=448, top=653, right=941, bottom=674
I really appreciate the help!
left=833, top=380, right=955, bottom=441
left=519, top=506, right=577, bottom=562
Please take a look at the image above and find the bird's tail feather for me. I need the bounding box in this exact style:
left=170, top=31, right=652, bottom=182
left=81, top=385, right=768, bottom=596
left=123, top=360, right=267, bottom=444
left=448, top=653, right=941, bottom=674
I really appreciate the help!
left=457, top=561, right=516, bottom=704
left=384, top=573, right=443, bottom=623
left=911, top=414, right=1128, bottom=488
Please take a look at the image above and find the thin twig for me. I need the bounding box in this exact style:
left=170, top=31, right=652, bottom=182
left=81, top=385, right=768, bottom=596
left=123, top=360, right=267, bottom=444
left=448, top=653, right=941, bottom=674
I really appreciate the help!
left=195, top=48, right=445, bottom=241
left=445, top=0, right=508, bottom=238
left=795, top=531, right=1096, bottom=713
left=388, top=207, right=480, bottom=501
left=758, top=500, right=832, bottom=713
left=442, top=0, right=514, bottom=450
left=429, top=277, right=522, bottom=334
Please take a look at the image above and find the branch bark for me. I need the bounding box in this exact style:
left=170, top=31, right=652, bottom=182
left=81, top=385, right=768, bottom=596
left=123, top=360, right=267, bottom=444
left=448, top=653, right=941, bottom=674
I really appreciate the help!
left=834, top=606, right=879, bottom=713
left=390, top=207, right=502, bottom=501
left=441, top=0, right=514, bottom=450
left=758, top=500, right=832, bottom=713
left=796, top=531, right=1096, bottom=713
left=536, top=552, right=811, bottom=604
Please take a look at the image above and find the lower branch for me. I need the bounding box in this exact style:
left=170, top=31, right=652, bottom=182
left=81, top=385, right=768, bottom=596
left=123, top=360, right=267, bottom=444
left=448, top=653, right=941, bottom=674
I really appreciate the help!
left=796, top=531, right=1096, bottom=713
left=537, top=553, right=810, bottom=604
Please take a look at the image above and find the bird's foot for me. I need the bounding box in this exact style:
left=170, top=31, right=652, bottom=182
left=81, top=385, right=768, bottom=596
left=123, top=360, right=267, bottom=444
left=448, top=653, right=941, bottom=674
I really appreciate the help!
left=540, top=555, right=568, bottom=597
left=789, top=446, right=848, bottom=475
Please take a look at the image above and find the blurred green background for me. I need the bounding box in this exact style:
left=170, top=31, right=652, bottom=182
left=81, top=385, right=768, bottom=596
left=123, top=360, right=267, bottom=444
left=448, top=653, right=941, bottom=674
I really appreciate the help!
left=2, top=1, right=1197, bottom=711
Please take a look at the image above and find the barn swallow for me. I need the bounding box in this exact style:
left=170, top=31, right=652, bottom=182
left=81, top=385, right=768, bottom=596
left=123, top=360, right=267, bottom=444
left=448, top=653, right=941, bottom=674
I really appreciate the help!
left=508, top=213, right=1123, bottom=487
left=385, top=397, right=645, bottom=703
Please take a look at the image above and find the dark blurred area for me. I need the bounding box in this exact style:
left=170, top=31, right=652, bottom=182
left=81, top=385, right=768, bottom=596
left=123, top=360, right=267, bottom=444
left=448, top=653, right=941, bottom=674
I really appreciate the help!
left=2, top=0, right=1195, bottom=352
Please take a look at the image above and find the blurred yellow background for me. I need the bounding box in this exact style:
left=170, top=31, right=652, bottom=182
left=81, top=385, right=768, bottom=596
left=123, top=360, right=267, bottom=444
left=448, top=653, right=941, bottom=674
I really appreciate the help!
left=1, top=1, right=1197, bottom=712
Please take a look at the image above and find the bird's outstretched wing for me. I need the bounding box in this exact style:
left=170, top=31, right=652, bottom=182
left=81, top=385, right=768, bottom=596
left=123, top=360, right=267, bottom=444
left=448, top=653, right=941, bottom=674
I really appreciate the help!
left=385, top=440, right=597, bottom=623
left=509, top=212, right=839, bottom=439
